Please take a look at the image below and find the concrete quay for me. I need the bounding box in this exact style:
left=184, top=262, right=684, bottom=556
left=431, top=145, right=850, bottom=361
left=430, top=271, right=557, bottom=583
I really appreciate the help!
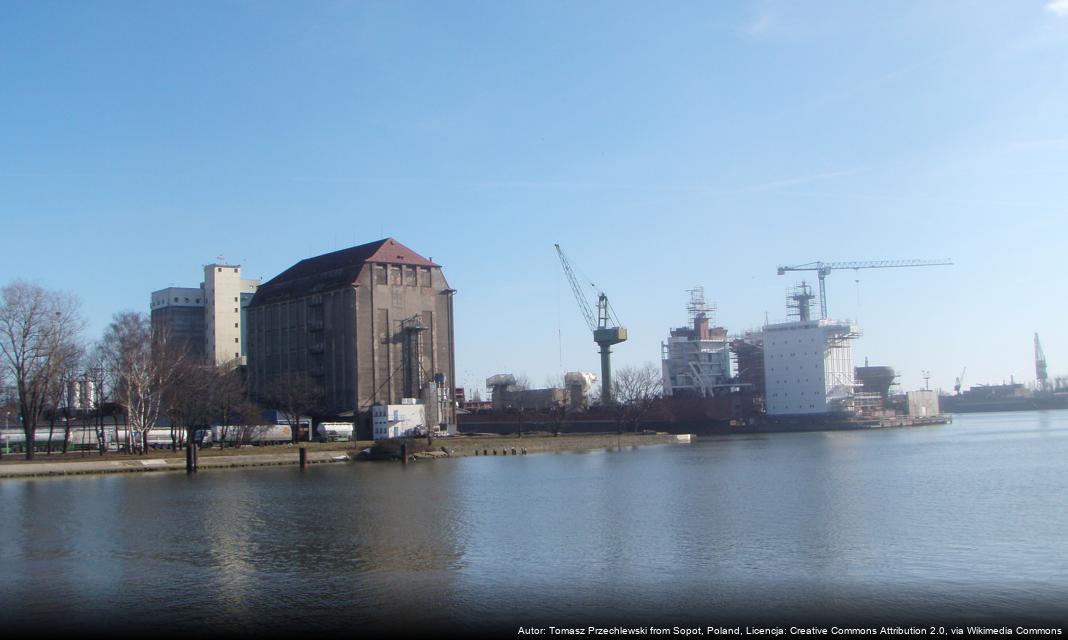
left=0, top=449, right=355, bottom=479
left=0, top=432, right=692, bottom=479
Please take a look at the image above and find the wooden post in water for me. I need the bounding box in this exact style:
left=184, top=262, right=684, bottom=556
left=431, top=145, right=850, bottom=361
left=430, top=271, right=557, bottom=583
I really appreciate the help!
left=186, top=442, right=198, bottom=474
left=401, top=443, right=408, bottom=465
left=299, top=446, right=308, bottom=470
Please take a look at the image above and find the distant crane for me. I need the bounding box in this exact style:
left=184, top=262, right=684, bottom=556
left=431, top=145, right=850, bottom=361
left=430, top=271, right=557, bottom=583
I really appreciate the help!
left=954, top=367, right=967, bottom=395
left=1035, top=333, right=1048, bottom=391
left=554, top=244, right=627, bottom=405
left=777, top=259, right=954, bottom=319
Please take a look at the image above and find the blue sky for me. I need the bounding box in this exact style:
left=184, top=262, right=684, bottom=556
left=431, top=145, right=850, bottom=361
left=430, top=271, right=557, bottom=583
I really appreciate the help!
left=2, top=1, right=1066, bottom=395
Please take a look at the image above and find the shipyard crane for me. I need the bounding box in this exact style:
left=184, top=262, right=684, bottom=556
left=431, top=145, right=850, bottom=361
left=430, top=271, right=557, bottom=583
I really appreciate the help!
left=954, top=367, right=967, bottom=395
left=554, top=243, right=627, bottom=405
left=1035, top=333, right=1048, bottom=391
left=776, top=259, right=954, bottom=319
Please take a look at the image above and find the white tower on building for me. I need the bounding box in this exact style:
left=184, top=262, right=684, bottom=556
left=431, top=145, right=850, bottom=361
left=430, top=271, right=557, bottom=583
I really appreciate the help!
left=150, top=259, right=260, bottom=366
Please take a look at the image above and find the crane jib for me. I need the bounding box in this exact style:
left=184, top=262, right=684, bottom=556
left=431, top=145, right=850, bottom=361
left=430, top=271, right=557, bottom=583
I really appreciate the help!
left=776, top=259, right=953, bottom=319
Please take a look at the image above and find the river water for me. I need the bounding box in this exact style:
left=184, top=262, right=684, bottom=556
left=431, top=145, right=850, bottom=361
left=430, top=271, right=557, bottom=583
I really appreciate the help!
left=2, top=411, right=1067, bottom=635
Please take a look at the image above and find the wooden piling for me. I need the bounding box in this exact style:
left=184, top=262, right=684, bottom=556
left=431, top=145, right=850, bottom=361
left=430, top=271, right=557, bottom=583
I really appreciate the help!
left=299, top=446, right=308, bottom=470
left=401, top=443, right=408, bottom=465
left=186, top=443, right=197, bottom=474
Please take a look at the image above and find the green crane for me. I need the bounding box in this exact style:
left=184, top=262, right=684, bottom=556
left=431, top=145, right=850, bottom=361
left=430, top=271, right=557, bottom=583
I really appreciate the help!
left=554, top=244, right=627, bottom=405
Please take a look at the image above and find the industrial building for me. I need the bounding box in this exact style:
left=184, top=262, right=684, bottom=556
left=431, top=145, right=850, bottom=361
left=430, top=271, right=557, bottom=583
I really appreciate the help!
left=245, top=238, right=456, bottom=434
left=763, top=318, right=860, bottom=416
left=730, top=330, right=765, bottom=398
left=150, top=261, right=260, bottom=365
left=661, top=288, right=732, bottom=398
left=481, top=372, right=598, bottom=412
left=372, top=400, right=428, bottom=440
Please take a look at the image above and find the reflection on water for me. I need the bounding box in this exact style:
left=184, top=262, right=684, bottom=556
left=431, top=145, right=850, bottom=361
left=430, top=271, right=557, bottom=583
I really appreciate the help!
left=2, top=411, right=1068, bottom=632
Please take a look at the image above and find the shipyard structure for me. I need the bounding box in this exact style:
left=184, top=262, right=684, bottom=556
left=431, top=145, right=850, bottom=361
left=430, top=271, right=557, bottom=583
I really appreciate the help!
left=662, top=282, right=939, bottom=425
left=458, top=281, right=942, bottom=435
left=245, top=238, right=456, bottom=438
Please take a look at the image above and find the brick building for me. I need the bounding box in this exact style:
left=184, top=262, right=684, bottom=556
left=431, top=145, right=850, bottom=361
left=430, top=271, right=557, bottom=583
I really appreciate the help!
left=245, top=238, right=456, bottom=434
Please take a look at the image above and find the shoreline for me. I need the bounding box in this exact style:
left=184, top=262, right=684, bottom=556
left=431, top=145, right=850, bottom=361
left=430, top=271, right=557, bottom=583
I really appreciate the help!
left=0, top=432, right=692, bottom=480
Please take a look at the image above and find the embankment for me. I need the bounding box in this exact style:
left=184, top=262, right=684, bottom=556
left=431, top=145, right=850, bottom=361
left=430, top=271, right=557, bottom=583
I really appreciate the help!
left=0, top=432, right=691, bottom=479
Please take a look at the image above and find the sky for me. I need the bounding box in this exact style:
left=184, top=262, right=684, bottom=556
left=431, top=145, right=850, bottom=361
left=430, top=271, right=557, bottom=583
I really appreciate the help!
left=2, top=1, right=1066, bottom=396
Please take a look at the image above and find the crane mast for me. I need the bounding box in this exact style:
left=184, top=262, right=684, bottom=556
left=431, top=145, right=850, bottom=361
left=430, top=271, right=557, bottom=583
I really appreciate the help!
left=1036, top=333, right=1048, bottom=391
left=777, top=259, right=953, bottom=319
left=554, top=244, right=627, bottom=405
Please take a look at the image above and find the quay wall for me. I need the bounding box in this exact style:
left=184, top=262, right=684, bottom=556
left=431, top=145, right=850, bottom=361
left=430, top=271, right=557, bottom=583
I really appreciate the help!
left=0, top=433, right=690, bottom=480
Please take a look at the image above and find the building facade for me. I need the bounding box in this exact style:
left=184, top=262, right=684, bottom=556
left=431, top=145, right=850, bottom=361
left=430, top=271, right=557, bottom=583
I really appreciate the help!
left=150, top=263, right=260, bottom=365
left=245, top=238, right=456, bottom=431
left=763, top=319, right=859, bottom=416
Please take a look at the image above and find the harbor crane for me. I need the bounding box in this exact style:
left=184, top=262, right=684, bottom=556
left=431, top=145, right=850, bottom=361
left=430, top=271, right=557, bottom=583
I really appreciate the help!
left=954, top=367, right=967, bottom=395
left=776, top=259, right=953, bottom=320
left=1035, top=333, right=1048, bottom=391
left=554, top=243, right=627, bottom=405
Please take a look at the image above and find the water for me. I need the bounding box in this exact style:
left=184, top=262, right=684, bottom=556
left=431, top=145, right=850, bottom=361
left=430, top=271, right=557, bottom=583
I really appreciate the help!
left=2, top=411, right=1067, bottom=634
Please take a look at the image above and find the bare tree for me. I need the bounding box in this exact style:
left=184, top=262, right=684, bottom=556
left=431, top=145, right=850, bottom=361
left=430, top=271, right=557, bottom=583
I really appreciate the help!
left=611, top=363, right=663, bottom=433
left=0, top=281, right=85, bottom=460
left=265, top=372, right=322, bottom=444
left=211, top=359, right=247, bottom=449
left=546, top=403, right=569, bottom=437
left=233, top=399, right=266, bottom=446
left=100, top=311, right=185, bottom=455
left=44, top=342, right=82, bottom=454
left=83, top=349, right=116, bottom=455
left=58, top=354, right=88, bottom=454
left=165, top=358, right=215, bottom=450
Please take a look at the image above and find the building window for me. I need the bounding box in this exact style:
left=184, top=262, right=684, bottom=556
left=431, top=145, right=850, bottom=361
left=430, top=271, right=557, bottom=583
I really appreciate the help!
left=390, top=266, right=402, bottom=286
left=234, top=323, right=239, bottom=328
left=234, top=297, right=238, bottom=302
left=234, top=338, right=239, bottom=343
left=173, top=297, right=178, bottom=302
left=218, top=267, right=222, bottom=272
left=419, top=267, right=431, bottom=287
left=233, top=268, right=238, bottom=273
left=234, top=308, right=238, bottom=313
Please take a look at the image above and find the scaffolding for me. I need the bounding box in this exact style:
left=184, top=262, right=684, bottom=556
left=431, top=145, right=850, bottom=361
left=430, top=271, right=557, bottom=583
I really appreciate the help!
left=662, top=288, right=732, bottom=398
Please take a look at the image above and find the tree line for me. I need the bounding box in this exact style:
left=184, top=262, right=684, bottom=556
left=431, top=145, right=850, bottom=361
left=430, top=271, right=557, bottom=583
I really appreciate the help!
left=0, top=280, right=319, bottom=460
